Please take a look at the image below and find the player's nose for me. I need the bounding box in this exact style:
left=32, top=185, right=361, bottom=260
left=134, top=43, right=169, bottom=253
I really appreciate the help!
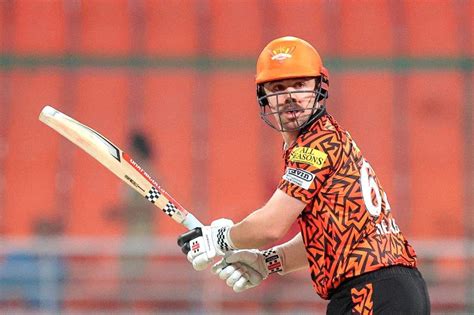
left=282, top=89, right=299, bottom=102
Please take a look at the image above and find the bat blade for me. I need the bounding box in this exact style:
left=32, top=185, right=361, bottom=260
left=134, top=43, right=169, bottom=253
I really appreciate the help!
left=39, top=105, right=202, bottom=230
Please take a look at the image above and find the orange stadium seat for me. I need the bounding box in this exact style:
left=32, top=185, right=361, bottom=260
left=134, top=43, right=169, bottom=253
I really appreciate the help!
left=404, top=1, right=461, bottom=56
left=207, top=72, right=268, bottom=222
left=141, top=70, right=196, bottom=236
left=271, top=0, right=330, bottom=53
left=336, top=72, right=395, bottom=204
left=406, top=72, right=464, bottom=237
left=3, top=71, right=64, bottom=235
left=67, top=70, right=129, bottom=235
left=11, top=0, right=66, bottom=54
left=143, top=0, right=198, bottom=56
left=339, top=1, right=394, bottom=56
left=209, top=0, right=263, bottom=56
left=79, top=0, right=131, bottom=55
left=471, top=2, right=474, bottom=55
left=0, top=2, right=8, bottom=51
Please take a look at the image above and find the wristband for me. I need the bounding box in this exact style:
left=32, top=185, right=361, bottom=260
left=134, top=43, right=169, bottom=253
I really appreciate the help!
left=262, top=248, right=284, bottom=274
left=216, top=226, right=237, bottom=253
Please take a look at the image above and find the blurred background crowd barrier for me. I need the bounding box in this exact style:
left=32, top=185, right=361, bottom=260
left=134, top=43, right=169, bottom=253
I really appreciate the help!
left=0, top=0, right=472, bottom=314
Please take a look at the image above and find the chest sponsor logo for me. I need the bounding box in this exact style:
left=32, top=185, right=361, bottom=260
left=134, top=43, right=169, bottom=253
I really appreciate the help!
left=289, top=147, right=327, bottom=169
left=282, top=167, right=315, bottom=189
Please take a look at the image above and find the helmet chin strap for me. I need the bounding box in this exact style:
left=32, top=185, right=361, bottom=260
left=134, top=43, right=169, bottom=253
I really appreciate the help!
left=296, top=102, right=327, bottom=135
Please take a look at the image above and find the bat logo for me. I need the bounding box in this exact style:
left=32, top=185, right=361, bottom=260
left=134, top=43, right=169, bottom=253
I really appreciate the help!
left=124, top=175, right=145, bottom=192
left=123, top=152, right=160, bottom=188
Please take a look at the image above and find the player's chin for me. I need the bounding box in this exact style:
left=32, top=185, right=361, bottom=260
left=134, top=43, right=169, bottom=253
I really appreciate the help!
left=281, top=116, right=310, bottom=129
left=281, top=122, right=303, bottom=131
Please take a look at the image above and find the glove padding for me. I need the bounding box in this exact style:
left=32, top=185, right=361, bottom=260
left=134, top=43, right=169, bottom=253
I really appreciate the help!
left=212, top=258, right=263, bottom=293
left=177, top=218, right=234, bottom=271
left=211, top=248, right=284, bottom=293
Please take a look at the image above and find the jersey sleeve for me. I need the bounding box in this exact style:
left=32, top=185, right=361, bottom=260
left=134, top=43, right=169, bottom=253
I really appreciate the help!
left=278, top=131, right=341, bottom=204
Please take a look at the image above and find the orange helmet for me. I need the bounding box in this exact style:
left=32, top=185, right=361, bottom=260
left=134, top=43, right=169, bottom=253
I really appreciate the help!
left=256, top=36, right=326, bottom=84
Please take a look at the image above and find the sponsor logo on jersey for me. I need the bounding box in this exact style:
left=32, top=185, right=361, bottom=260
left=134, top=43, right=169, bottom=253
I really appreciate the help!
left=289, top=147, right=327, bottom=169
left=283, top=167, right=315, bottom=189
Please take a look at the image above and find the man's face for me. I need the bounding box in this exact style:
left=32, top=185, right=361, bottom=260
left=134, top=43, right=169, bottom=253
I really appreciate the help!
left=262, top=77, right=317, bottom=131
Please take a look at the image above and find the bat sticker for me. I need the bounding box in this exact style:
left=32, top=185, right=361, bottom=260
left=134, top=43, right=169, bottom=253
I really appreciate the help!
left=124, top=174, right=146, bottom=192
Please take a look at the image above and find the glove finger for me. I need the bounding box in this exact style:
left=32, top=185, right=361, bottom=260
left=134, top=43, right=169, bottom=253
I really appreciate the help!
left=187, top=241, right=207, bottom=262
left=211, top=259, right=228, bottom=275
left=218, top=264, right=239, bottom=280
left=226, top=268, right=244, bottom=287
left=186, top=250, right=195, bottom=263
left=191, top=254, right=212, bottom=271
left=233, top=276, right=250, bottom=293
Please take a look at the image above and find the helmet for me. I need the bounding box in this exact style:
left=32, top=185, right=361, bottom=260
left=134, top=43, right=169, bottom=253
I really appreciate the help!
left=256, top=36, right=326, bottom=84
left=255, top=36, right=329, bottom=132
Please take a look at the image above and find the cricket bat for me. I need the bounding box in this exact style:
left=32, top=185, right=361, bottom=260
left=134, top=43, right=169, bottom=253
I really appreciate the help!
left=39, top=105, right=203, bottom=230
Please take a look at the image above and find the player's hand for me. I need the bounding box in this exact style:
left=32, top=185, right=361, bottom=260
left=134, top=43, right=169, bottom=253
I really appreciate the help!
left=211, top=248, right=285, bottom=292
left=212, top=256, right=264, bottom=292
left=177, top=218, right=234, bottom=271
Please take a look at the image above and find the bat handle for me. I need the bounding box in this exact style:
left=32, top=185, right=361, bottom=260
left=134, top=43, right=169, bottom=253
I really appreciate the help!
left=182, top=213, right=204, bottom=230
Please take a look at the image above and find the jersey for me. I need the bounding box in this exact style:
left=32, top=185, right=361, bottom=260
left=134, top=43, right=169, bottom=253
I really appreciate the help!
left=278, top=113, right=417, bottom=300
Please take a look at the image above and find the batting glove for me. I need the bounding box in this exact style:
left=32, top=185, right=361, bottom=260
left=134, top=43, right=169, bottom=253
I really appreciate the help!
left=177, top=218, right=235, bottom=271
left=211, top=248, right=285, bottom=293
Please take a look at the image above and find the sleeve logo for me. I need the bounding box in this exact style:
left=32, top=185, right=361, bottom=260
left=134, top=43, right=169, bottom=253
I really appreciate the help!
left=289, top=147, right=327, bottom=169
left=282, top=168, right=315, bottom=189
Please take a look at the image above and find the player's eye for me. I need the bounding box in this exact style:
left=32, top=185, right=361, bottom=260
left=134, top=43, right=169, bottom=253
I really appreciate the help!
left=271, top=84, right=286, bottom=92
left=293, top=81, right=306, bottom=89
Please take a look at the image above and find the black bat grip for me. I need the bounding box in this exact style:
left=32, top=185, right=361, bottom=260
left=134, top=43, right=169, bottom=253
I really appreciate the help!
left=177, top=227, right=203, bottom=254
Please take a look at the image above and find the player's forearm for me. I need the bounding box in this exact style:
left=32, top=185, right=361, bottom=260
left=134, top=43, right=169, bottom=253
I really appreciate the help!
left=275, top=233, right=308, bottom=274
left=229, top=190, right=306, bottom=249
left=229, top=207, right=288, bottom=249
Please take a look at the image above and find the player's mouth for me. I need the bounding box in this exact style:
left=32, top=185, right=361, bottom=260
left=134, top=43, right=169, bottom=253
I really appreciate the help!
left=282, top=107, right=304, bottom=119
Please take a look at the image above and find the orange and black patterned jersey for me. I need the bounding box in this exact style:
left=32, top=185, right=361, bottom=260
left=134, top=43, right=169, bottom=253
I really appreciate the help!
left=278, top=114, right=417, bottom=300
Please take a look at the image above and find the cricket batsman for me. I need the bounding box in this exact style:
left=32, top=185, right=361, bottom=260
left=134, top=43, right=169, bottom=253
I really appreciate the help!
left=178, top=36, right=430, bottom=314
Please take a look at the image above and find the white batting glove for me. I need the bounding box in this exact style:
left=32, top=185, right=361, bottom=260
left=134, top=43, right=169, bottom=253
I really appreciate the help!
left=211, top=248, right=285, bottom=293
left=212, top=258, right=264, bottom=292
left=177, top=218, right=235, bottom=271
